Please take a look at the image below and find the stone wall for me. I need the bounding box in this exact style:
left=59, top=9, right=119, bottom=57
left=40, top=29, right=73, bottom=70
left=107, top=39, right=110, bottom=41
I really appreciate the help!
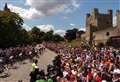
left=86, top=8, right=113, bottom=33
left=83, top=9, right=120, bottom=45
left=117, top=10, right=120, bottom=29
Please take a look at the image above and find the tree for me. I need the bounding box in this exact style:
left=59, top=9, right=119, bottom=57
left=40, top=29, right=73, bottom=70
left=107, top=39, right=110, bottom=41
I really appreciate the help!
left=64, top=28, right=78, bottom=41
left=52, top=34, right=64, bottom=42
left=30, top=26, right=42, bottom=43
left=18, top=28, right=31, bottom=45
left=0, top=9, right=23, bottom=48
left=42, top=30, right=54, bottom=41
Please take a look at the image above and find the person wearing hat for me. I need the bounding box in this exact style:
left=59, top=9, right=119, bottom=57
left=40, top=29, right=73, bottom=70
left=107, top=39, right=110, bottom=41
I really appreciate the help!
left=95, top=72, right=102, bottom=82
left=112, top=69, right=120, bottom=82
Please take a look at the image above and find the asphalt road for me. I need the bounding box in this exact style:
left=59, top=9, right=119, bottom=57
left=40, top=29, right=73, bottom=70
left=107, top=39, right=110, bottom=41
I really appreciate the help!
left=0, top=49, right=57, bottom=82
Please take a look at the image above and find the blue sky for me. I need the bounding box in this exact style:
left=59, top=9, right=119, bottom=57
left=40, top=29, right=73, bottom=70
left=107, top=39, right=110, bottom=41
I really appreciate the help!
left=0, top=0, right=120, bottom=34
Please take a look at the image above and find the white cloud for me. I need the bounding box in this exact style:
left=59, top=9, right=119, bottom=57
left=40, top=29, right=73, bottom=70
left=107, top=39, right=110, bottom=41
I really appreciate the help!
left=8, top=0, right=80, bottom=19
left=22, top=24, right=31, bottom=31
left=79, top=28, right=86, bottom=31
left=8, top=4, right=44, bottom=19
left=54, top=29, right=65, bottom=36
left=65, top=0, right=80, bottom=13
left=113, top=16, right=117, bottom=27
left=22, top=23, right=65, bottom=36
left=71, top=0, right=80, bottom=8
left=37, top=24, right=54, bottom=32
left=35, top=24, right=65, bottom=36
left=70, top=23, right=75, bottom=26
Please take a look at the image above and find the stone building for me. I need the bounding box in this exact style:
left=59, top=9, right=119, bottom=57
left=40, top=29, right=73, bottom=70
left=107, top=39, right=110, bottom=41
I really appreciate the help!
left=82, top=8, right=120, bottom=46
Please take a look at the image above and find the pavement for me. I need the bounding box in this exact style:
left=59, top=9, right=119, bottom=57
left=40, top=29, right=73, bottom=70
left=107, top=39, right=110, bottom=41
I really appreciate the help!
left=0, top=49, right=57, bottom=82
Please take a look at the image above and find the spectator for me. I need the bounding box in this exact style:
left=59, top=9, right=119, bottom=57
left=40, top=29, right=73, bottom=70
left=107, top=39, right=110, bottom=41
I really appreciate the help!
left=32, top=59, right=38, bottom=72
left=112, top=69, right=120, bottom=82
left=95, top=72, right=102, bottom=82
left=29, top=67, right=39, bottom=82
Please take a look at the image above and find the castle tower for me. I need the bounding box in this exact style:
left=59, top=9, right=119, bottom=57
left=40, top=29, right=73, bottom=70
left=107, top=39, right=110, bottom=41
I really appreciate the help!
left=4, top=3, right=10, bottom=11
left=92, top=8, right=99, bottom=19
left=107, top=9, right=113, bottom=27
left=117, top=10, right=120, bottom=29
left=85, top=13, right=91, bottom=37
left=85, top=8, right=99, bottom=37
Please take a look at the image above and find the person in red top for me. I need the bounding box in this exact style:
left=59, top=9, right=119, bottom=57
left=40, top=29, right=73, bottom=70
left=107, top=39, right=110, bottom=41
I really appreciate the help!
left=86, top=68, right=93, bottom=82
left=95, top=72, right=102, bottom=82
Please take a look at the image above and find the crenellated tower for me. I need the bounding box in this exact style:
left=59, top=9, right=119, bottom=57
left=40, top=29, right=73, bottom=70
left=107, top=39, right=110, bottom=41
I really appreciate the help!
left=117, top=10, right=120, bottom=29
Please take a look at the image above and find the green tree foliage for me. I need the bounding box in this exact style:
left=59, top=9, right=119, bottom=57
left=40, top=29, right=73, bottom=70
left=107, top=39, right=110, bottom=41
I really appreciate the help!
left=30, top=26, right=41, bottom=43
left=18, top=28, right=31, bottom=45
left=64, top=28, right=78, bottom=41
left=0, top=5, right=65, bottom=48
left=0, top=10, right=23, bottom=48
left=52, top=34, right=64, bottom=42
left=42, top=30, right=54, bottom=41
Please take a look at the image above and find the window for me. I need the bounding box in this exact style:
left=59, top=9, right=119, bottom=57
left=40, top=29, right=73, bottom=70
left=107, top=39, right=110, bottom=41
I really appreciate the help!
left=106, top=32, right=110, bottom=36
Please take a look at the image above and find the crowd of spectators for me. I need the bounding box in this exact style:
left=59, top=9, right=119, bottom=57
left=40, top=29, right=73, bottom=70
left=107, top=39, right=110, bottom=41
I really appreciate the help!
left=0, top=44, right=45, bottom=73
left=30, top=42, right=120, bottom=82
